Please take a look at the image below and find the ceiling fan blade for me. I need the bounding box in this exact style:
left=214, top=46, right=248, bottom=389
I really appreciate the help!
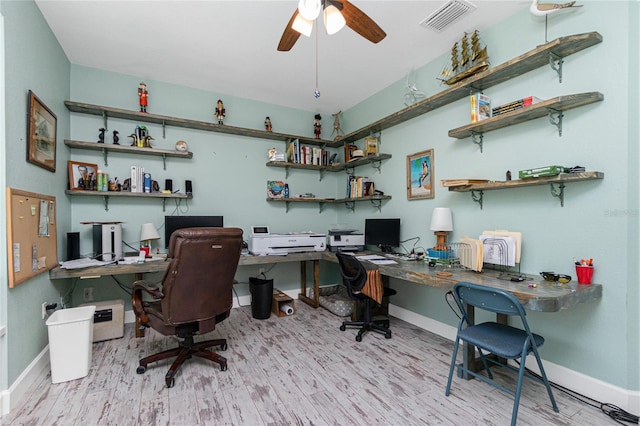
left=340, top=0, right=386, bottom=44
left=278, top=10, right=303, bottom=51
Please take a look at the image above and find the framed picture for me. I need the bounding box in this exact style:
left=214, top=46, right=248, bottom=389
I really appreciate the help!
left=68, top=161, right=98, bottom=191
left=406, top=149, right=434, bottom=200
left=27, top=90, right=57, bottom=172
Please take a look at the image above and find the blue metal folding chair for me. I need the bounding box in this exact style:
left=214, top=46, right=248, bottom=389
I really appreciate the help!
left=445, top=282, right=559, bottom=425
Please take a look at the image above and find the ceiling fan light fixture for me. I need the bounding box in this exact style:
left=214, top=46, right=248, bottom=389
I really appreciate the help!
left=323, top=4, right=346, bottom=35
left=298, top=0, right=321, bottom=20
left=292, top=14, right=314, bottom=37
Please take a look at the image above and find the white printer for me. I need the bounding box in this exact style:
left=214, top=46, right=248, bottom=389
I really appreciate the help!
left=328, top=229, right=364, bottom=252
left=249, top=226, right=326, bottom=255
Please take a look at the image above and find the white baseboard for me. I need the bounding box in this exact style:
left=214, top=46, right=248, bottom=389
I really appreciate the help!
left=1, top=346, right=49, bottom=416
left=389, top=304, right=639, bottom=414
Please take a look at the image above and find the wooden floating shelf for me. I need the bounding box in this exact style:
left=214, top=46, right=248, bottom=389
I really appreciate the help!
left=65, top=189, right=191, bottom=212
left=339, top=31, right=603, bottom=144
left=65, top=101, right=335, bottom=147
left=446, top=172, right=604, bottom=192
left=266, top=195, right=392, bottom=213
left=265, top=153, right=392, bottom=172
left=448, top=92, right=604, bottom=140
left=64, top=139, right=193, bottom=158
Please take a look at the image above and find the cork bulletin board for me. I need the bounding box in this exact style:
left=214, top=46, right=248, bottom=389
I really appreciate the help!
left=6, top=188, right=57, bottom=288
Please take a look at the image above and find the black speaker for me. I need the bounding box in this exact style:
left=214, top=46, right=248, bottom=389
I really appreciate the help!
left=67, top=232, right=80, bottom=261
left=185, top=180, right=193, bottom=195
left=165, top=179, right=173, bottom=192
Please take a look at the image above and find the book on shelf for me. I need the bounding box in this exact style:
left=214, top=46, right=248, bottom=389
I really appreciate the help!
left=267, top=180, right=286, bottom=198
left=130, top=165, right=146, bottom=193
left=492, top=96, right=543, bottom=117
left=143, top=173, right=152, bottom=193
left=365, top=136, right=379, bottom=155
left=440, top=178, right=490, bottom=187
left=345, top=176, right=374, bottom=198
left=344, top=143, right=357, bottom=163
left=470, top=93, right=491, bottom=123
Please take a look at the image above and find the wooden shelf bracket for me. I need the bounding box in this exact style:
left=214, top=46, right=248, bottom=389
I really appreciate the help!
left=471, top=131, right=484, bottom=153
left=471, top=190, right=484, bottom=209
left=547, top=108, right=564, bottom=136
left=550, top=182, right=566, bottom=207
left=549, top=52, right=564, bottom=83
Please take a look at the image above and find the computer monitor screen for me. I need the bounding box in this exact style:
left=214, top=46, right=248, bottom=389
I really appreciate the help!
left=364, top=218, right=400, bottom=252
left=164, top=215, right=224, bottom=247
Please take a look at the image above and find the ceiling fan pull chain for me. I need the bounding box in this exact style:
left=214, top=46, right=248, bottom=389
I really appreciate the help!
left=314, top=26, right=321, bottom=99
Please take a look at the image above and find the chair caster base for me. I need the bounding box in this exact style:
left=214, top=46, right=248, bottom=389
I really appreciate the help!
left=136, top=365, right=146, bottom=374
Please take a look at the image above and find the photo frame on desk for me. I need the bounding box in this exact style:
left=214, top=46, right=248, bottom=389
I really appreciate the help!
left=27, top=90, right=57, bottom=172
left=68, top=161, right=97, bottom=190
left=406, top=148, right=434, bottom=200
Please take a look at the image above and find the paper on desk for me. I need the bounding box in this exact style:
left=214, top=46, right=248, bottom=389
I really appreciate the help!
left=481, top=230, right=521, bottom=263
left=356, top=255, right=398, bottom=265
left=459, top=236, right=483, bottom=272
left=479, top=235, right=516, bottom=267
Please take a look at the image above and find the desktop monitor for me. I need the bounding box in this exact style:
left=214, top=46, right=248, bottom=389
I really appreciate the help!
left=364, top=218, right=401, bottom=252
left=164, top=215, right=224, bottom=248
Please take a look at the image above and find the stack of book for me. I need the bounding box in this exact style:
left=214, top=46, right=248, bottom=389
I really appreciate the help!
left=286, top=139, right=330, bottom=166
left=346, top=176, right=374, bottom=198
left=343, top=143, right=357, bottom=162
left=130, top=166, right=152, bottom=193
left=492, top=96, right=543, bottom=117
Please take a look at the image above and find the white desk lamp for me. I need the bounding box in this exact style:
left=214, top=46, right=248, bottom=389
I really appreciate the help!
left=140, top=223, right=161, bottom=257
left=430, top=207, right=453, bottom=251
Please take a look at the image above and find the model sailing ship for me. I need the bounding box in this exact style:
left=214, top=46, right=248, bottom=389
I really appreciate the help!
left=438, top=31, right=489, bottom=86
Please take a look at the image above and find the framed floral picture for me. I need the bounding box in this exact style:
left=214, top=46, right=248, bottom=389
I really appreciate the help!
left=406, top=149, right=434, bottom=200
left=27, top=90, right=57, bottom=172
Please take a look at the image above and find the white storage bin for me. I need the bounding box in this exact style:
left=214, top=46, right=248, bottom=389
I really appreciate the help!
left=45, top=306, right=96, bottom=383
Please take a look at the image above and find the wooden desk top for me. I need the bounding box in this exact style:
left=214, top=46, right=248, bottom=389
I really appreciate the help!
left=49, top=250, right=601, bottom=312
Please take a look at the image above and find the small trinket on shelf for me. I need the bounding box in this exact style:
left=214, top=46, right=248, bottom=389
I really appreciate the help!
left=98, top=128, right=105, bottom=143
left=265, top=116, right=272, bottom=132
left=138, top=82, right=148, bottom=113
left=215, top=99, right=225, bottom=124
left=113, top=130, right=120, bottom=145
left=314, top=113, right=322, bottom=139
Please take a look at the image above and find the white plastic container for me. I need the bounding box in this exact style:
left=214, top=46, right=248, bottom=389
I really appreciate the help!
left=45, top=306, right=96, bottom=383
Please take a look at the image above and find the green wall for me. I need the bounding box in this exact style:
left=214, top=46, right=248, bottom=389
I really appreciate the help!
left=1, top=0, right=637, bottom=398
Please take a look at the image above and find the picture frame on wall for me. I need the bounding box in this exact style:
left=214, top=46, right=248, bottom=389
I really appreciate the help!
left=27, top=90, right=57, bottom=172
left=406, top=149, right=434, bottom=200
left=68, top=161, right=97, bottom=191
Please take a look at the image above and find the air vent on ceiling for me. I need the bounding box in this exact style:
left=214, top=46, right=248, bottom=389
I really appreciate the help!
left=419, top=0, right=477, bottom=33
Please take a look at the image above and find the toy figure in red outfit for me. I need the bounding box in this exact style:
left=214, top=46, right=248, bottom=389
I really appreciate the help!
left=265, top=116, right=272, bottom=132
left=215, top=99, right=225, bottom=124
left=138, top=82, right=148, bottom=113
left=314, top=114, right=322, bottom=139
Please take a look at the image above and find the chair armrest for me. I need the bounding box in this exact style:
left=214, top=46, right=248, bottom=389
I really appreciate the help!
left=132, top=280, right=163, bottom=325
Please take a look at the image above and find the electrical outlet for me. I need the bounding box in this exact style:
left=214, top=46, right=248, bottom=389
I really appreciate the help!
left=259, top=267, right=265, bottom=275
left=83, top=287, right=94, bottom=301
left=41, top=302, right=47, bottom=320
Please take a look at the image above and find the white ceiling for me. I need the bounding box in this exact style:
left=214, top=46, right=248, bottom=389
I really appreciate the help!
left=35, top=0, right=528, bottom=114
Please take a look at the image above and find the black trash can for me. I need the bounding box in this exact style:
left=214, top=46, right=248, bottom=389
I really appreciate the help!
left=249, top=276, right=273, bottom=319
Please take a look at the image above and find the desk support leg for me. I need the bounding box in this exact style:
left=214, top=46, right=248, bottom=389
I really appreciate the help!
left=134, top=273, right=145, bottom=338
left=297, top=260, right=320, bottom=308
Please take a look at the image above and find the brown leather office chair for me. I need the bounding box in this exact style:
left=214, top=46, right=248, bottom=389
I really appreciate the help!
left=132, top=227, right=243, bottom=388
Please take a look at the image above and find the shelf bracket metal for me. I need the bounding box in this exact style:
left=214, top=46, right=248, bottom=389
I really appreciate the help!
left=550, top=182, right=566, bottom=207
left=318, top=168, right=325, bottom=182
left=102, top=111, right=108, bottom=131
left=471, top=131, right=484, bottom=153
left=283, top=166, right=290, bottom=179
left=344, top=201, right=355, bottom=212
left=548, top=52, right=563, bottom=83
left=547, top=108, right=564, bottom=136
left=318, top=201, right=325, bottom=214
left=471, top=190, right=484, bottom=210
left=371, top=158, right=383, bottom=173
left=285, top=201, right=290, bottom=213
left=370, top=198, right=383, bottom=212
left=101, top=148, right=108, bottom=166
left=344, top=164, right=355, bottom=176
left=162, top=153, right=167, bottom=170
left=162, top=120, right=166, bottom=138
left=102, top=195, right=110, bottom=212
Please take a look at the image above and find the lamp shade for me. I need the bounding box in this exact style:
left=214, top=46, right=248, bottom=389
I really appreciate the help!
left=430, top=208, right=453, bottom=231
left=298, top=0, right=321, bottom=20
left=140, top=223, right=160, bottom=242
left=292, top=14, right=314, bottom=37
left=323, top=4, right=346, bottom=35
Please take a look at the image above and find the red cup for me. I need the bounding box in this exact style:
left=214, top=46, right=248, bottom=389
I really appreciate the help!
left=575, top=265, right=594, bottom=284
left=140, top=246, right=150, bottom=258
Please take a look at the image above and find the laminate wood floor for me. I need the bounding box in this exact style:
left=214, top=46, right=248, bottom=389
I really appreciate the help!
left=6, top=303, right=615, bottom=425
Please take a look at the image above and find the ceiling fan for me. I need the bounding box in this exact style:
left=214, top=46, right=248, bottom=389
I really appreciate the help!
left=277, top=0, right=386, bottom=51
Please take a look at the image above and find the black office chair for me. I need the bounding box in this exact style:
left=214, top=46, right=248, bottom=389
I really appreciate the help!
left=336, top=252, right=396, bottom=341
left=445, top=282, right=559, bottom=426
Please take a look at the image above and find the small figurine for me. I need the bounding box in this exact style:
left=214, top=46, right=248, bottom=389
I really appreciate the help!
left=265, top=116, right=272, bottom=132
left=138, top=82, right=148, bottom=112
left=331, top=111, right=343, bottom=140
left=128, top=133, right=138, bottom=146
left=506, top=170, right=512, bottom=181
left=314, top=113, right=322, bottom=139
left=113, top=130, right=120, bottom=145
left=143, top=135, right=154, bottom=148
left=98, top=128, right=106, bottom=143
left=215, top=99, right=225, bottom=124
